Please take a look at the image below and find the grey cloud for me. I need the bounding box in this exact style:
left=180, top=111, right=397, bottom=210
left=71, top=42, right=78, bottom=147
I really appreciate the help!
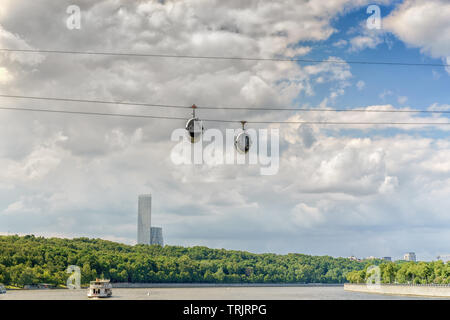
left=2, top=0, right=450, bottom=261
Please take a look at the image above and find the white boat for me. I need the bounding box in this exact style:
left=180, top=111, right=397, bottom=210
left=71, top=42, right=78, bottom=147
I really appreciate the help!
left=0, top=284, right=6, bottom=294
left=87, top=279, right=112, bottom=298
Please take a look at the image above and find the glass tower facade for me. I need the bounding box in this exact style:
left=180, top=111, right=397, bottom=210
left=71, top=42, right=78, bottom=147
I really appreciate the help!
left=137, top=194, right=152, bottom=244
left=150, top=227, right=164, bottom=246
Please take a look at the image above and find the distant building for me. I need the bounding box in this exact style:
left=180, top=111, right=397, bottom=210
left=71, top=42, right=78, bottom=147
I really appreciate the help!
left=436, top=255, right=450, bottom=262
left=366, top=256, right=376, bottom=260
left=137, top=194, right=152, bottom=245
left=150, top=227, right=164, bottom=246
left=137, top=194, right=164, bottom=246
left=348, top=256, right=358, bottom=261
left=403, top=252, right=416, bottom=262
left=382, top=257, right=392, bottom=261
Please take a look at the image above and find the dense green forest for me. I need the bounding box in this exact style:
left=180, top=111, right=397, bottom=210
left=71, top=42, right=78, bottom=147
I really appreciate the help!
left=2, top=235, right=448, bottom=288
left=0, top=235, right=367, bottom=287
left=346, top=261, right=450, bottom=284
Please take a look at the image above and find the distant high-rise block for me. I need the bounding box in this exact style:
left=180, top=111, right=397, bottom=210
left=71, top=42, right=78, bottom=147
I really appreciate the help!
left=403, top=252, right=416, bottom=262
left=150, top=227, right=164, bottom=247
left=437, top=255, right=450, bottom=262
left=137, top=194, right=151, bottom=245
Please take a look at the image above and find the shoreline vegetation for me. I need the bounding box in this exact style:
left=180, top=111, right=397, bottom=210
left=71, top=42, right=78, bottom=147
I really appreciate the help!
left=0, top=235, right=368, bottom=288
left=346, top=261, right=450, bottom=285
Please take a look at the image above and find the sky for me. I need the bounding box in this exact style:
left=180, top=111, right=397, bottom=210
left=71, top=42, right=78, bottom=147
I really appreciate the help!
left=0, top=0, right=450, bottom=261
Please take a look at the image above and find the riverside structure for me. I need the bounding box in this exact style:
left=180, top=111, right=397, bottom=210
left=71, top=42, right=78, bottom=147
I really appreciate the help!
left=344, top=283, right=450, bottom=298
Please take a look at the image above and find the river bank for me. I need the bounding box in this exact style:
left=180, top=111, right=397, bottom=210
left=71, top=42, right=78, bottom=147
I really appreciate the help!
left=111, top=283, right=343, bottom=288
left=4, top=283, right=342, bottom=290
left=344, top=283, right=450, bottom=298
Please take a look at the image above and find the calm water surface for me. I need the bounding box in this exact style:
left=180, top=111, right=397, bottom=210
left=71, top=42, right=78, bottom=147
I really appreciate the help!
left=0, top=286, right=444, bottom=300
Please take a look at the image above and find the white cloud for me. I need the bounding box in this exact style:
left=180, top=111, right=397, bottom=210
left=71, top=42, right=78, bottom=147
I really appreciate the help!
left=378, top=176, right=399, bottom=194
left=432, top=70, right=441, bottom=80
left=384, top=0, right=450, bottom=73
left=356, top=80, right=366, bottom=90
left=333, top=39, right=348, bottom=48
left=379, top=89, right=393, bottom=100
left=349, top=31, right=385, bottom=52
left=292, top=203, right=325, bottom=228
left=0, top=25, right=45, bottom=66
left=348, top=19, right=386, bottom=52
left=397, top=96, right=408, bottom=105
left=0, top=66, right=12, bottom=83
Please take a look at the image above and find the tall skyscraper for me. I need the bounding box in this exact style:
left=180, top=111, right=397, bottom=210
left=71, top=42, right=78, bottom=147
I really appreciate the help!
left=137, top=194, right=152, bottom=244
left=150, top=227, right=164, bottom=246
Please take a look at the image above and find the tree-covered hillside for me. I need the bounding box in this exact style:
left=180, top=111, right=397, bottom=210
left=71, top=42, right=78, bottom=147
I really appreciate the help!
left=0, top=235, right=367, bottom=287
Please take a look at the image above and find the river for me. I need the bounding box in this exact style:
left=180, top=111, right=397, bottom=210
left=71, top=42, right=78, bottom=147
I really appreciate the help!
left=0, top=285, right=444, bottom=300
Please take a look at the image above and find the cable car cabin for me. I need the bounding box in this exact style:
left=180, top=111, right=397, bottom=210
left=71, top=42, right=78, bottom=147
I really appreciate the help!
left=235, top=131, right=252, bottom=154
left=185, top=117, right=204, bottom=143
